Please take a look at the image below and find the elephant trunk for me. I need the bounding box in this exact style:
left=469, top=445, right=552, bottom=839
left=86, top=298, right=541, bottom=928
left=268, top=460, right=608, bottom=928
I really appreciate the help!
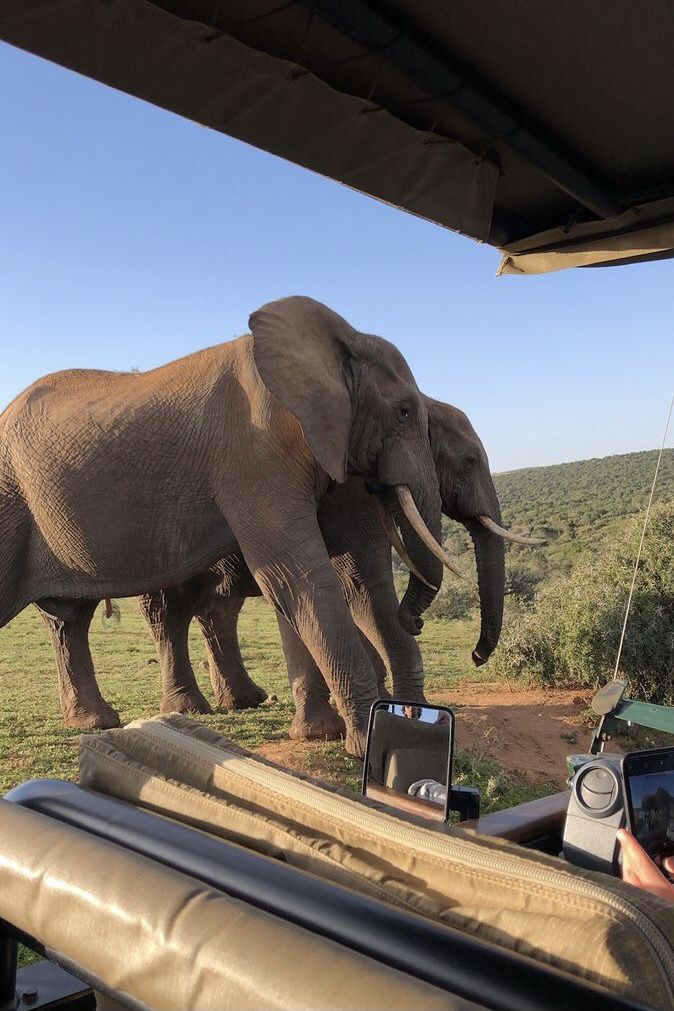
left=465, top=517, right=505, bottom=665
left=398, top=573, right=439, bottom=636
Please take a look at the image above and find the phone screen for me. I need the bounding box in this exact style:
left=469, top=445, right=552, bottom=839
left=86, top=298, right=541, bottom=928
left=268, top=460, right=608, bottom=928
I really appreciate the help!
left=623, top=748, right=674, bottom=858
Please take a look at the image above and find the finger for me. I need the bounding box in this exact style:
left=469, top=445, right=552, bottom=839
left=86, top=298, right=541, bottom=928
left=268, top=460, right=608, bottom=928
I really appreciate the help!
left=617, top=830, right=674, bottom=900
left=617, top=830, right=663, bottom=886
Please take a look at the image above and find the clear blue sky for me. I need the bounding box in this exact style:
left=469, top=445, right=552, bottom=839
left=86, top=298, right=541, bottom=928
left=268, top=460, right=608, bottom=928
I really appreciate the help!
left=1, top=42, right=672, bottom=473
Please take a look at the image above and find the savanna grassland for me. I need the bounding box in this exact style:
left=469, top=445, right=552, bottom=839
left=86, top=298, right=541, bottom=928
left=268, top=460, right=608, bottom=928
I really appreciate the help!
left=495, top=447, right=674, bottom=578
left=0, top=597, right=552, bottom=813
left=2, top=448, right=671, bottom=811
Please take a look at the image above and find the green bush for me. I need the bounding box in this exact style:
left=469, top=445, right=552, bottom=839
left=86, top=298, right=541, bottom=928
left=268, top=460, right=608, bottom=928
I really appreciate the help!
left=504, top=552, right=548, bottom=602
left=492, top=502, right=674, bottom=705
left=426, top=580, right=478, bottom=620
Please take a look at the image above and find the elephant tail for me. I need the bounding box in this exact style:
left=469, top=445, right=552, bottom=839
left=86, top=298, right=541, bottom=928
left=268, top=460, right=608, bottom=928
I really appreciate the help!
left=101, top=599, right=121, bottom=624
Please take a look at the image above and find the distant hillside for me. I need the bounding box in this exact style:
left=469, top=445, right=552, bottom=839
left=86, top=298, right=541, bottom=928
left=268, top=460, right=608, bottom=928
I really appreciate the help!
left=494, top=448, right=674, bottom=571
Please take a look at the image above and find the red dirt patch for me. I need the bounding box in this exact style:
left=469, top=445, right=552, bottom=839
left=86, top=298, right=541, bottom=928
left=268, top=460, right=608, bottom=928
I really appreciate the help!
left=255, top=739, right=324, bottom=773
left=255, top=683, right=604, bottom=789
left=430, top=683, right=596, bottom=787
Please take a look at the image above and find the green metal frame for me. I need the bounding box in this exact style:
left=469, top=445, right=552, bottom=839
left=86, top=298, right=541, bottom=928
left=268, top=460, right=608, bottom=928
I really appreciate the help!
left=590, top=680, right=674, bottom=754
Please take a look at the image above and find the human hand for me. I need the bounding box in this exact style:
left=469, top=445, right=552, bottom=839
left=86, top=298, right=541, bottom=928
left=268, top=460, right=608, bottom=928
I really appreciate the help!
left=617, top=829, right=674, bottom=902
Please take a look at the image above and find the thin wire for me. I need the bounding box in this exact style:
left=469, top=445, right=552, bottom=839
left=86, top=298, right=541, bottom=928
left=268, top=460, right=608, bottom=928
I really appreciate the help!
left=613, top=390, right=674, bottom=678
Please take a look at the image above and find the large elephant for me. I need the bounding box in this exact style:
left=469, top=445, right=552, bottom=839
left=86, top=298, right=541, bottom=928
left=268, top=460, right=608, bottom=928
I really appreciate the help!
left=135, top=397, right=519, bottom=739
left=1, top=296, right=454, bottom=755
left=39, top=397, right=534, bottom=742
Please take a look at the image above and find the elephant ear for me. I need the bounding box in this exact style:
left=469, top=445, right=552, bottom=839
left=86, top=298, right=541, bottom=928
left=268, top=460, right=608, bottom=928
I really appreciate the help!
left=249, top=296, right=355, bottom=482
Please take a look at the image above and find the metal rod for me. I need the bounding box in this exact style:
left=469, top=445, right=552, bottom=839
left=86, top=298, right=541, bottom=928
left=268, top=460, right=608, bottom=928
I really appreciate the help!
left=612, top=391, right=674, bottom=678
left=0, top=931, right=17, bottom=1011
left=302, top=0, right=626, bottom=220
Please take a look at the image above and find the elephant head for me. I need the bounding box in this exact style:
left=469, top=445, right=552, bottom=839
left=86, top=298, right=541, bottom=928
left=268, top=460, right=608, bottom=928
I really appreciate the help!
left=398, top=397, right=542, bottom=666
left=250, top=297, right=455, bottom=605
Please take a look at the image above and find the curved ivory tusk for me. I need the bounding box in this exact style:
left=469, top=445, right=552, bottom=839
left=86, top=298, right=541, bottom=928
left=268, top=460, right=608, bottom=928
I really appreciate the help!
left=396, top=486, right=462, bottom=577
left=373, top=498, right=438, bottom=591
left=478, top=515, right=547, bottom=546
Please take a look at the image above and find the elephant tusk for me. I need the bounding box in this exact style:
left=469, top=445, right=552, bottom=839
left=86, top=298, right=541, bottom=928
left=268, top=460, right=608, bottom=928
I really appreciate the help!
left=396, top=486, right=462, bottom=578
left=373, top=498, right=438, bottom=591
left=478, top=515, right=546, bottom=546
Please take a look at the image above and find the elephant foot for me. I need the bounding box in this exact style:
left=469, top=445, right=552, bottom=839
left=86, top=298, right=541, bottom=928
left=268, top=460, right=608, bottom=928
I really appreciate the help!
left=161, top=688, right=212, bottom=716
left=213, top=683, right=268, bottom=711
left=289, top=707, right=346, bottom=741
left=64, top=702, right=121, bottom=730
left=344, top=725, right=368, bottom=760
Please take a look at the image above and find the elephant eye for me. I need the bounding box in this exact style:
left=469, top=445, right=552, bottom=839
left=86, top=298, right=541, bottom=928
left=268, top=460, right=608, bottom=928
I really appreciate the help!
left=397, top=403, right=411, bottom=421
left=465, top=454, right=477, bottom=468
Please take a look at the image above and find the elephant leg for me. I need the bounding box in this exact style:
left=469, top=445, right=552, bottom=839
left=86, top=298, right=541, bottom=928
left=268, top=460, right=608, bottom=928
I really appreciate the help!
left=38, top=600, right=121, bottom=729
left=276, top=614, right=345, bottom=740
left=138, top=588, right=211, bottom=715
left=194, top=595, right=268, bottom=710
left=351, top=581, right=426, bottom=703
left=358, top=630, right=390, bottom=700
left=238, top=524, right=378, bottom=756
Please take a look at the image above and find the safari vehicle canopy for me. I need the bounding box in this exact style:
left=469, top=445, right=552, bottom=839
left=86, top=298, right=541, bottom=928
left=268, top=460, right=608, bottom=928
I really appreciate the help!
left=1, top=4, right=674, bottom=1011
left=2, top=1, right=674, bottom=275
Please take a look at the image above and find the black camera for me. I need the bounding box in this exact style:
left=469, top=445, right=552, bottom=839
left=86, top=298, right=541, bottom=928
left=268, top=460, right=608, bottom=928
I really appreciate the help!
left=563, top=755, right=625, bottom=875
left=563, top=747, right=674, bottom=876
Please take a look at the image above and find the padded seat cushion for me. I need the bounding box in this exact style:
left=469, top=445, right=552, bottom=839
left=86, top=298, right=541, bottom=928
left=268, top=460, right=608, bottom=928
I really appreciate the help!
left=0, top=801, right=473, bottom=1011
left=80, top=715, right=674, bottom=1008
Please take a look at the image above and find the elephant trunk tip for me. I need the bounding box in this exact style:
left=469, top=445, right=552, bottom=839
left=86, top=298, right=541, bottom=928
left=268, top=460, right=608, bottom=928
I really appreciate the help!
left=398, top=604, right=424, bottom=637
left=472, top=648, right=489, bottom=668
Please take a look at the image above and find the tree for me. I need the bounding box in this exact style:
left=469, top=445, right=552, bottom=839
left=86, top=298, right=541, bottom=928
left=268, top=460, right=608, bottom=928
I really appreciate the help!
left=493, top=502, right=674, bottom=705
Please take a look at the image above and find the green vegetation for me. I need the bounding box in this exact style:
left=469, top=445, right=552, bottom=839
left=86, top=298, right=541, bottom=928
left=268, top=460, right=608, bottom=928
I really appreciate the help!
left=396, top=449, right=674, bottom=611
left=1, top=598, right=543, bottom=812
left=3, top=446, right=671, bottom=824
left=495, top=448, right=674, bottom=578
left=425, top=446, right=674, bottom=703
left=493, top=503, right=674, bottom=704
left=437, top=447, right=674, bottom=602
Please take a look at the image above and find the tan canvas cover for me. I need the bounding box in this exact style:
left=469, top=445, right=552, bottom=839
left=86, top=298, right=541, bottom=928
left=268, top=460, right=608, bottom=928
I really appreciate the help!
left=3, top=2, right=674, bottom=272
left=80, top=715, right=674, bottom=1008
left=0, top=800, right=473, bottom=1011
left=498, top=196, right=674, bottom=275
left=0, top=0, right=496, bottom=243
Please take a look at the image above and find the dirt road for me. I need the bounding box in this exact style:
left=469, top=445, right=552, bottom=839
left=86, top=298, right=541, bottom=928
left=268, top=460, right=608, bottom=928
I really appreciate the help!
left=256, top=683, right=599, bottom=788
left=431, top=683, right=593, bottom=787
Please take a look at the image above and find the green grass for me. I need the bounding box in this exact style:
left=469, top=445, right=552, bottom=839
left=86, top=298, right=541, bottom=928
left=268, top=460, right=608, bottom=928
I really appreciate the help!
left=0, top=598, right=547, bottom=813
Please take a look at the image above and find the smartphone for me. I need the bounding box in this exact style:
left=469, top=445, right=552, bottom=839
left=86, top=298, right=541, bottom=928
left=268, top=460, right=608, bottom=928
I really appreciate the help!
left=622, top=748, right=674, bottom=859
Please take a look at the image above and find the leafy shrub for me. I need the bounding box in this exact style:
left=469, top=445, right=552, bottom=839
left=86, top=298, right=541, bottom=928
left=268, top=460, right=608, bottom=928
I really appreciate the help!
left=492, top=502, right=674, bottom=705
left=504, top=553, right=548, bottom=602
left=426, top=581, right=478, bottom=620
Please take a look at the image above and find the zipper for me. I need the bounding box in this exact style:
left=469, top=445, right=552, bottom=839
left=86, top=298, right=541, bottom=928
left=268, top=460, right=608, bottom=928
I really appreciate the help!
left=140, top=718, right=674, bottom=994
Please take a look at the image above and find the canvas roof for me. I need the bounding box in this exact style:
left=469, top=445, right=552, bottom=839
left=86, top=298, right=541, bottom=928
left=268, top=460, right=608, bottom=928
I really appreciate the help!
left=3, top=1, right=674, bottom=273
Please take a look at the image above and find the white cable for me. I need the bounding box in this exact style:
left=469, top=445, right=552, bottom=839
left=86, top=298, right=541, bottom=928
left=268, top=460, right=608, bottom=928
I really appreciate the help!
left=613, top=391, right=674, bottom=679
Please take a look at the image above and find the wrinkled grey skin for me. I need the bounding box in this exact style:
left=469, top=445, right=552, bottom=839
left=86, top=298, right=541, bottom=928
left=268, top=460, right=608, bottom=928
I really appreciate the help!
left=196, top=397, right=506, bottom=738
left=5, top=297, right=443, bottom=756
left=40, top=398, right=505, bottom=742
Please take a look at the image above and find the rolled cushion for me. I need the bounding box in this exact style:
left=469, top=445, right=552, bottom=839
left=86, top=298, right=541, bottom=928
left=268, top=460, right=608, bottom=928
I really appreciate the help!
left=0, top=801, right=473, bottom=1011
left=80, top=715, right=674, bottom=1008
